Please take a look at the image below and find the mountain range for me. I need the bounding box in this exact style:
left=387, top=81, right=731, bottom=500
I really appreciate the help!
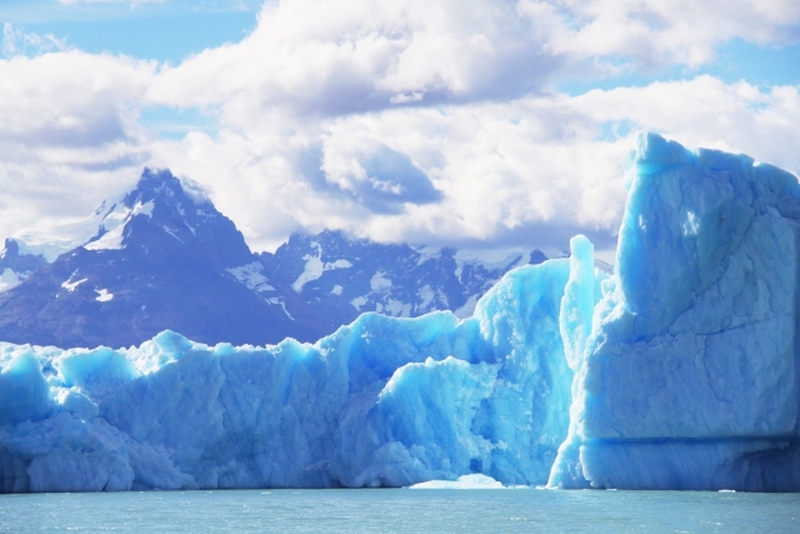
left=0, top=169, right=547, bottom=348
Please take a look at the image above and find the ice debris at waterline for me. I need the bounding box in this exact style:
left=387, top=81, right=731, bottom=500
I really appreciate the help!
left=2, top=133, right=800, bottom=493
left=409, top=473, right=506, bottom=489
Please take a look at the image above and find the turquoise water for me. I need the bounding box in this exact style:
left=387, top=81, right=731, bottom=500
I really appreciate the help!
left=1, top=488, right=798, bottom=533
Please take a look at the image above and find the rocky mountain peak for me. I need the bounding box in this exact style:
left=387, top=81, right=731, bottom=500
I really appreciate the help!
left=81, top=168, right=252, bottom=269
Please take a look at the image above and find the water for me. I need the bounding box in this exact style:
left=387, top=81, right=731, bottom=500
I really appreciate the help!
left=0, top=488, right=798, bottom=533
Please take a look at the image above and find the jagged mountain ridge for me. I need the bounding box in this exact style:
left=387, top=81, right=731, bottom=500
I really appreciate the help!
left=258, top=231, right=547, bottom=325
left=0, top=169, right=547, bottom=348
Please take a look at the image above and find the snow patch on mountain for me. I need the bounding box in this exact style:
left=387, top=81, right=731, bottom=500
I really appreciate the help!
left=95, top=289, right=114, bottom=302
left=267, top=297, right=294, bottom=320
left=376, top=299, right=411, bottom=317
left=9, top=238, right=72, bottom=263
left=453, top=294, right=479, bottom=319
left=291, top=243, right=353, bottom=293
left=417, top=284, right=435, bottom=309
left=84, top=224, right=126, bottom=251
left=412, top=245, right=442, bottom=266
left=84, top=200, right=155, bottom=252
left=161, top=227, right=184, bottom=243
left=227, top=262, right=275, bottom=292
left=0, top=269, right=20, bottom=292
left=369, top=271, right=392, bottom=292
left=351, top=296, right=368, bottom=311
left=61, top=277, right=87, bottom=292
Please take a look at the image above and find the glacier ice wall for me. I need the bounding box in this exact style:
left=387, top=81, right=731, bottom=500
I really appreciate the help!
left=3, top=132, right=800, bottom=492
left=0, top=258, right=589, bottom=492
left=548, top=133, right=800, bottom=491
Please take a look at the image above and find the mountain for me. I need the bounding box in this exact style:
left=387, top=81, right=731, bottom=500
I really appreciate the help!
left=257, top=230, right=547, bottom=329
left=0, top=169, right=546, bottom=348
left=0, top=169, right=324, bottom=347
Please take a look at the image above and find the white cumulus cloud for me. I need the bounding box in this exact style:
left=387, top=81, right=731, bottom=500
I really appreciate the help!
left=0, top=0, right=799, bottom=258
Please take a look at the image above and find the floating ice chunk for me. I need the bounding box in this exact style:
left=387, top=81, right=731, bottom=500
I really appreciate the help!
left=409, top=473, right=505, bottom=489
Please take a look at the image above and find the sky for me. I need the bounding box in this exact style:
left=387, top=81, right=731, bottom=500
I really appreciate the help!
left=1, top=0, right=799, bottom=261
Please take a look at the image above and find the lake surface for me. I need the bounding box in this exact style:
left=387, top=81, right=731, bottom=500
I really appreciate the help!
left=1, top=488, right=798, bottom=533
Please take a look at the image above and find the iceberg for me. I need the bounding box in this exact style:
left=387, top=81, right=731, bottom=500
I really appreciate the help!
left=408, top=473, right=506, bottom=489
left=1, top=132, right=799, bottom=493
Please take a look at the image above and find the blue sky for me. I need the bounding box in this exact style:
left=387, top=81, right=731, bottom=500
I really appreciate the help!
left=556, top=39, right=800, bottom=95
left=1, top=0, right=799, bottom=258
left=1, top=1, right=261, bottom=63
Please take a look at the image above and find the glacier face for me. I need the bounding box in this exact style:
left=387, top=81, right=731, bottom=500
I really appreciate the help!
left=548, top=133, right=800, bottom=491
left=0, top=259, right=578, bottom=492
left=2, top=132, right=800, bottom=493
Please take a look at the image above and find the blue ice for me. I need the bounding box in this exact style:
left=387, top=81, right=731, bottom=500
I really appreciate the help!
left=0, top=259, right=579, bottom=491
left=548, top=133, right=800, bottom=491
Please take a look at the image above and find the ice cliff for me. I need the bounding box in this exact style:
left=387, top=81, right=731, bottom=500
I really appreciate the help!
left=0, top=260, right=578, bottom=492
left=548, top=133, right=800, bottom=491
left=1, top=133, right=799, bottom=492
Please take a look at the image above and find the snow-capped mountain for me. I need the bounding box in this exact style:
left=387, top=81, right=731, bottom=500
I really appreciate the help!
left=0, top=169, right=546, bottom=348
left=0, top=169, right=326, bottom=348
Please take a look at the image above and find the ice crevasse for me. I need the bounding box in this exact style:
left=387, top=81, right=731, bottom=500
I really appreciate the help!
left=1, top=132, right=799, bottom=492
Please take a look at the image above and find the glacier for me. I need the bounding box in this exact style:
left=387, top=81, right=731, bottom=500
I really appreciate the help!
left=0, top=258, right=579, bottom=492
left=1, top=132, right=800, bottom=492
left=547, top=133, right=800, bottom=491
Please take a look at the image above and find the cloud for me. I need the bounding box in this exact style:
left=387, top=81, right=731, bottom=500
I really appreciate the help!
left=0, top=49, right=157, bottom=244
left=2, top=23, right=68, bottom=58
left=148, top=0, right=800, bottom=125
left=0, top=51, right=155, bottom=147
left=148, top=0, right=563, bottom=117
left=1, top=0, right=799, bottom=257
left=321, top=144, right=442, bottom=214
left=519, top=0, right=800, bottom=70
left=142, top=76, right=800, bottom=255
